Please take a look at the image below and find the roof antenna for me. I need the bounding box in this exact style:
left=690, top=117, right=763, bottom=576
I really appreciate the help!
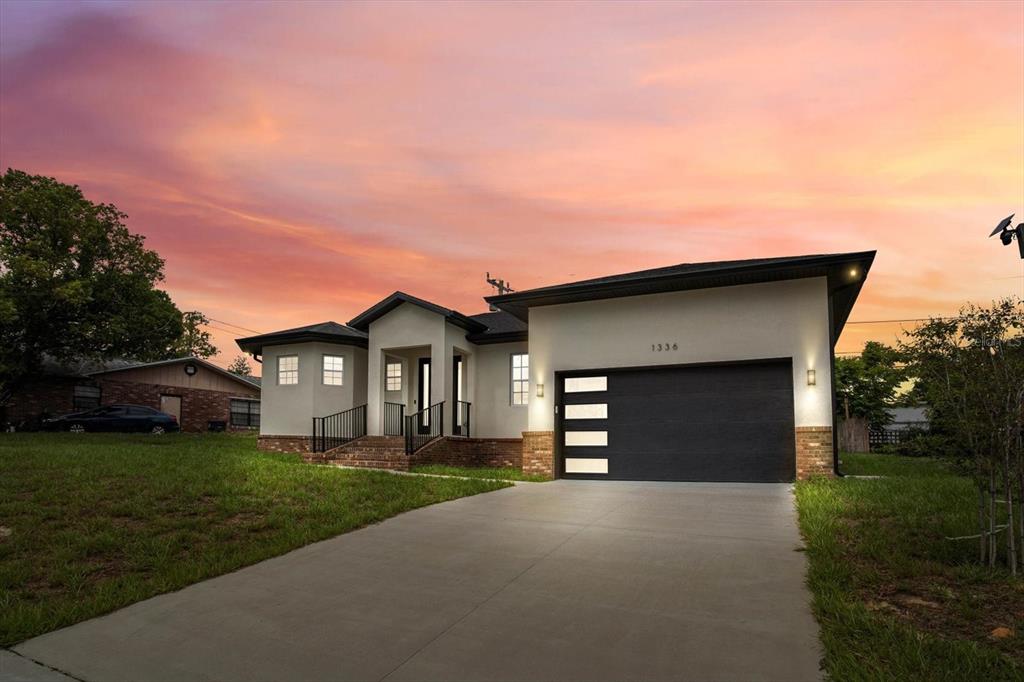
left=486, top=272, right=514, bottom=311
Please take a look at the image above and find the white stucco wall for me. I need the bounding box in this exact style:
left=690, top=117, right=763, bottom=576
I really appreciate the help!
left=260, top=341, right=368, bottom=436
left=367, top=303, right=447, bottom=435
left=526, top=277, right=834, bottom=433
left=472, top=341, right=529, bottom=438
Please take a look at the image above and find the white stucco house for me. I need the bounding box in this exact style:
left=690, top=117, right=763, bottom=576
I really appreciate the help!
left=237, top=251, right=874, bottom=481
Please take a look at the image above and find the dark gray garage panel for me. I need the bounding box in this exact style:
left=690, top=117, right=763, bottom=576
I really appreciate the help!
left=558, top=360, right=796, bottom=482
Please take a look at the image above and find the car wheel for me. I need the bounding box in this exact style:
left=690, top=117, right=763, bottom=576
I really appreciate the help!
left=69, top=423, right=85, bottom=433
left=151, top=425, right=166, bottom=435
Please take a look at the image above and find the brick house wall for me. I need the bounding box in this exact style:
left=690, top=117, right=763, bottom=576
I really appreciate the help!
left=410, top=437, right=522, bottom=469
left=2, top=377, right=79, bottom=428
left=96, top=378, right=257, bottom=433
left=3, top=368, right=260, bottom=433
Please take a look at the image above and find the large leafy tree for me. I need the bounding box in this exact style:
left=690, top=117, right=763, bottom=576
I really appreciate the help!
left=0, top=169, right=184, bottom=398
left=834, top=341, right=906, bottom=428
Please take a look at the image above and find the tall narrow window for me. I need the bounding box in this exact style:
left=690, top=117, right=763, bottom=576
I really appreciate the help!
left=385, top=362, right=402, bottom=391
left=278, top=355, right=298, bottom=385
left=323, top=355, right=344, bottom=385
left=511, top=353, right=529, bottom=405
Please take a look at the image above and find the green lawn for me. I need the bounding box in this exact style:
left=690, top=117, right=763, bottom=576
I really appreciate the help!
left=0, top=432, right=509, bottom=647
left=409, top=463, right=550, bottom=482
left=797, top=452, right=1024, bottom=681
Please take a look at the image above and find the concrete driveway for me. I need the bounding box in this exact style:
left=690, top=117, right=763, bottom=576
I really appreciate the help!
left=10, top=481, right=821, bottom=682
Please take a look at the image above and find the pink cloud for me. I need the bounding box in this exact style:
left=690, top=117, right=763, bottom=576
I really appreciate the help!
left=1, top=2, right=1021, bottom=371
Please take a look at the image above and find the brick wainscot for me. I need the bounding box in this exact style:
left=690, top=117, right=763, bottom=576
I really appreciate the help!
left=795, top=426, right=834, bottom=479
left=522, top=431, right=556, bottom=479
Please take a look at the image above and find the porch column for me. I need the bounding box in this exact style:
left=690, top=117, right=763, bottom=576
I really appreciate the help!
left=429, top=342, right=451, bottom=436
left=366, top=347, right=383, bottom=436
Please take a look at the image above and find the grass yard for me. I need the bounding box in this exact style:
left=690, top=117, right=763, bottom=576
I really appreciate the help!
left=409, top=463, right=550, bottom=482
left=797, top=452, right=1024, bottom=681
left=0, top=432, right=509, bottom=647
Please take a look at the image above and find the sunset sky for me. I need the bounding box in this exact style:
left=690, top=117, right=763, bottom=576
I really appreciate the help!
left=2, top=1, right=1022, bottom=374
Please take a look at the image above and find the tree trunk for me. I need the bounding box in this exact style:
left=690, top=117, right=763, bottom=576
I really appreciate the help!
left=1006, top=458, right=1017, bottom=575
left=979, top=484, right=989, bottom=564
left=990, top=470, right=998, bottom=567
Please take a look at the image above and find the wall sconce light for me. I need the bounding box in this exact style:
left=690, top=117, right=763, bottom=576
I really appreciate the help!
left=536, top=383, right=544, bottom=398
left=806, top=369, right=816, bottom=386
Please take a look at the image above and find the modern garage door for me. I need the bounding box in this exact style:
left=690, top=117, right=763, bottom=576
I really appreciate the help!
left=558, top=360, right=796, bottom=482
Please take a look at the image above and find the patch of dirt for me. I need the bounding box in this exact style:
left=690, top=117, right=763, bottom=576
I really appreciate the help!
left=854, top=565, right=1024, bottom=661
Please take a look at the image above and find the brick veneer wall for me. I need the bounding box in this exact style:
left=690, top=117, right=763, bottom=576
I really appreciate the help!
left=2, top=377, right=79, bottom=428
left=795, top=426, right=835, bottom=479
left=258, top=435, right=312, bottom=454
left=410, top=437, right=523, bottom=469
left=96, top=378, right=256, bottom=433
left=522, top=430, right=556, bottom=479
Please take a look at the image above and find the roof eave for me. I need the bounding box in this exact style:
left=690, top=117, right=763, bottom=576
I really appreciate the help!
left=486, top=251, right=877, bottom=336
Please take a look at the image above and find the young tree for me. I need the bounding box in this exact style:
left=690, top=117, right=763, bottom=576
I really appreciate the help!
left=834, top=341, right=906, bottom=427
left=0, top=169, right=183, bottom=401
left=902, top=300, right=1024, bottom=571
left=167, top=311, right=218, bottom=359
left=227, top=355, right=252, bottom=376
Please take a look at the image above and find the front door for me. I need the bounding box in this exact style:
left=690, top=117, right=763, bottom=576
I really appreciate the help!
left=160, top=395, right=182, bottom=427
left=417, top=358, right=431, bottom=434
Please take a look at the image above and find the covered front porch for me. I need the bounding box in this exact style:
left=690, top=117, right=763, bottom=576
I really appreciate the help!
left=371, top=342, right=473, bottom=443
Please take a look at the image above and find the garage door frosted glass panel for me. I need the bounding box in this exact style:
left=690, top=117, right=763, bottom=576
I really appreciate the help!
left=564, top=403, right=608, bottom=420
left=565, top=458, right=609, bottom=474
left=565, top=431, right=608, bottom=446
left=564, top=376, right=607, bottom=393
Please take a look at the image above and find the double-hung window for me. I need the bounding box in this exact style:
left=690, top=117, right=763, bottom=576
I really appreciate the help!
left=385, top=362, right=402, bottom=391
left=511, top=353, right=529, bottom=406
left=278, top=355, right=298, bottom=385
left=323, top=355, right=344, bottom=386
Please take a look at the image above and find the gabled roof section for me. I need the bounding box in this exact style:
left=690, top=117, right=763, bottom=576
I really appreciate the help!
left=466, top=311, right=529, bottom=344
left=486, top=251, right=876, bottom=339
left=347, top=291, right=488, bottom=333
left=236, top=321, right=368, bottom=355
left=89, top=356, right=262, bottom=390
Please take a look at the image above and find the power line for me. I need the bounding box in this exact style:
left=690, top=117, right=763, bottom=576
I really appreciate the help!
left=207, top=318, right=262, bottom=334
left=846, top=316, right=955, bottom=325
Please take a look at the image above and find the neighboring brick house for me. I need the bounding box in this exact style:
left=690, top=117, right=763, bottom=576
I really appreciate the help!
left=3, top=357, right=260, bottom=433
left=239, top=251, right=876, bottom=481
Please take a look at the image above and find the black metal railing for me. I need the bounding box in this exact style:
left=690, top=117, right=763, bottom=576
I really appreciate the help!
left=453, top=400, right=471, bottom=437
left=405, top=401, right=444, bottom=455
left=312, top=404, right=366, bottom=453
left=384, top=401, right=405, bottom=436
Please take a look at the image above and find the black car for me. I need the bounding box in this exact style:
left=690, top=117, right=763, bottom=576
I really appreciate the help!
left=43, top=405, right=181, bottom=434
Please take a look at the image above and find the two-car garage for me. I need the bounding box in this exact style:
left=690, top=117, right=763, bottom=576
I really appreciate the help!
left=557, top=360, right=797, bottom=482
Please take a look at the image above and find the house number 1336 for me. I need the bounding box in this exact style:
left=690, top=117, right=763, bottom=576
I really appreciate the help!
left=652, top=342, right=678, bottom=351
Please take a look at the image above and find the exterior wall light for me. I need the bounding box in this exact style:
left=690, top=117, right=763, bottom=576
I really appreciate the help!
left=184, top=363, right=198, bottom=376
left=536, top=383, right=544, bottom=398
left=806, top=369, right=816, bottom=386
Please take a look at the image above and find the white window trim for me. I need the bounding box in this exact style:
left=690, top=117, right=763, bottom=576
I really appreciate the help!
left=385, top=361, right=402, bottom=392
left=322, top=354, right=344, bottom=386
left=510, top=353, right=529, bottom=407
left=277, top=355, right=298, bottom=386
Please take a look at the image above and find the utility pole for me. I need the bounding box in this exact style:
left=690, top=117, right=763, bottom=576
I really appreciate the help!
left=486, top=273, right=514, bottom=311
